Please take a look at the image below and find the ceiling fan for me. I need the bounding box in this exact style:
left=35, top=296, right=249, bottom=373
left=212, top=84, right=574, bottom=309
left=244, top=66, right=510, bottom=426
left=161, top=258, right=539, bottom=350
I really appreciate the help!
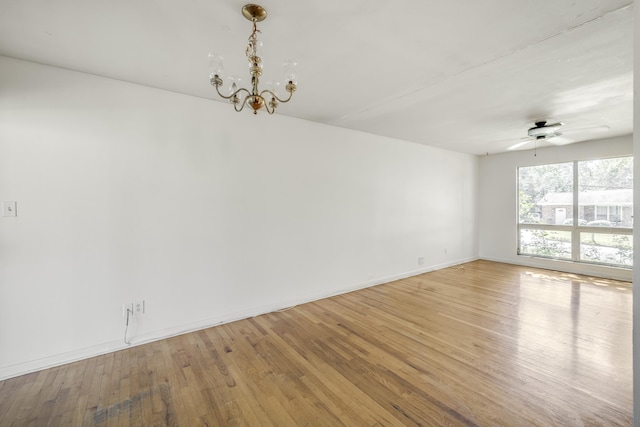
left=507, top=120, right=610, bottom=151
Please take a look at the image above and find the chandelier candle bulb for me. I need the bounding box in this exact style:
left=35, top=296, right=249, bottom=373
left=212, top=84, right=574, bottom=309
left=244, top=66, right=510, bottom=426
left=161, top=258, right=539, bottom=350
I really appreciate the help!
left=209, top=4, right=296, bottom=115
left=228, top=75, right=241, bottom=96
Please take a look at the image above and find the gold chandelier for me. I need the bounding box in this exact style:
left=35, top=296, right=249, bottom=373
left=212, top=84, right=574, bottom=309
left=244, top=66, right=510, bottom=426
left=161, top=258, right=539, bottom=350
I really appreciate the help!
left=209, top=4, right=297, bottom=115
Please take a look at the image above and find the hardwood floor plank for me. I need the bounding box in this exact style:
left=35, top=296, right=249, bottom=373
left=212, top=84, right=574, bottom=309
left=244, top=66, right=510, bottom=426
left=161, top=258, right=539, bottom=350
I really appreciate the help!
left=0, top=371, right=33, bottom=425
left=5, top=369, right=52, bottom=426
left=0, top=261, right=632, bottom=426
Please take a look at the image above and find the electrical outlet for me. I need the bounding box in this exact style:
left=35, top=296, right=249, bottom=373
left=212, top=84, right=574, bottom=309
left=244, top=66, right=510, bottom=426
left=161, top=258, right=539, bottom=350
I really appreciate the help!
left=418, top=257, right=425, bottom=265
left=2, top=201, right=17, bottom=217
left=122, top=303, right=133, bottom=317
left=134, top=300, right=145, bottom=315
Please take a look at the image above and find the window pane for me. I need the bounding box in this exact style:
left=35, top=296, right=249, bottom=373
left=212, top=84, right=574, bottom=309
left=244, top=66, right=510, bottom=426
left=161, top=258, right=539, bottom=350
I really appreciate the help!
left=519, top=163, right=573, bottom=224
left=578, top=158, right=633, bottom=228
left=520, top=229, right=572, bottom=260
left=580, top=232, right=633, bottom=267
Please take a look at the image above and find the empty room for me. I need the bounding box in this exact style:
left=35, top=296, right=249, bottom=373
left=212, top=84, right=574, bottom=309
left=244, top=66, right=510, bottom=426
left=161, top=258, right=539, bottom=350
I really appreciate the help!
left=0, top=1, right=636, bottom=425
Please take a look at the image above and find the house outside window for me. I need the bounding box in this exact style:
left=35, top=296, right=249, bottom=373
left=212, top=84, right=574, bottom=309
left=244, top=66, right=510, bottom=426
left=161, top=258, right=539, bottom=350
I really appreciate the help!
left=518, top=156, right=633, bottom=268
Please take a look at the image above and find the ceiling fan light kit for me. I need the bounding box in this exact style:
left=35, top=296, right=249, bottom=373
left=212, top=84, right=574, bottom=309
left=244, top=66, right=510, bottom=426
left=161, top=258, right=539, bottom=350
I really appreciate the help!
left=209, top=4, right=297, bottom=115
left=527, top=121, right=563, bottom=138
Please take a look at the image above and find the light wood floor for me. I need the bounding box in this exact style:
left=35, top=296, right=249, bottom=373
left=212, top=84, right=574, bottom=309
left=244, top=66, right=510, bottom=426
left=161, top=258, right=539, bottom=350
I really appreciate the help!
left=0, top=260, right=632, bottom=426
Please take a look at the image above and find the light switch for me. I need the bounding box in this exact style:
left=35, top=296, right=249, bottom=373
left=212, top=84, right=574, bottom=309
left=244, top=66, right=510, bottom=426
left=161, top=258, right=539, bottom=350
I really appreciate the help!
left=3, top=201, right=17, bottom=217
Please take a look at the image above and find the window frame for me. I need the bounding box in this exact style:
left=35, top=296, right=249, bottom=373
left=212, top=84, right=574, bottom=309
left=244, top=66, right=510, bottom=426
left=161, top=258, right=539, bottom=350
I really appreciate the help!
left=517, top=157, right=633, bottom=268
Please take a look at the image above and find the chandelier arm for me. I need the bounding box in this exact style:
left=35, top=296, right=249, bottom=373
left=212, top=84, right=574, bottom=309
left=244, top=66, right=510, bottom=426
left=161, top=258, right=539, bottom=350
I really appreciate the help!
left=214, top=84, right=252, bottom=101
left=262, top=94, right=280, bottom=115
left=233, top=97, right=250, bottom=113
left=263, top=99, right=275, bottom=114
left=231, top=87, right=252, bottom=100
left=258, top=89, right=293, bottom=104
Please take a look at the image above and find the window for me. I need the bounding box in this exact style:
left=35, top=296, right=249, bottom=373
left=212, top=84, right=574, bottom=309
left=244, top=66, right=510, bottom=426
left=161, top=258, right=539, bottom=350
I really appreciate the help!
left=518, top=156, right=633, bottom=268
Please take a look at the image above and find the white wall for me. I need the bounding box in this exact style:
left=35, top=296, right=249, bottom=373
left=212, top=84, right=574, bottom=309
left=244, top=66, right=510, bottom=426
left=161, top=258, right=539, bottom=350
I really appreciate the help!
left=0, top=56, right=479, bottom=379
left=478, top=135, right=633, bottom=281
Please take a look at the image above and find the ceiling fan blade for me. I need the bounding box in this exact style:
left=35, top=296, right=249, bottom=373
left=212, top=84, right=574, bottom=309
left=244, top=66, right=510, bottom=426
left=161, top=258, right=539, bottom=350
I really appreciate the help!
left=562, top=125, right=610, bottom=135
left=547, top=136, right=574, bottom=145
left=507, top=138, right=534, bottom=150
left=542, top=121, right=563, bottom=128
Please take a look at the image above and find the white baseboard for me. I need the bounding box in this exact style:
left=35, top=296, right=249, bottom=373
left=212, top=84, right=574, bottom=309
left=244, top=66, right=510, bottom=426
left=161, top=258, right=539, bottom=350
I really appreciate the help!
left=0, top=256, right=478, bottom=381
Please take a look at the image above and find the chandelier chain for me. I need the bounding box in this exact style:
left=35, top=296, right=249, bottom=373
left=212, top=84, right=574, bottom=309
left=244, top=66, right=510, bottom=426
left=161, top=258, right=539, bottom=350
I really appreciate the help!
left=245, top=22, right=260, bottom=61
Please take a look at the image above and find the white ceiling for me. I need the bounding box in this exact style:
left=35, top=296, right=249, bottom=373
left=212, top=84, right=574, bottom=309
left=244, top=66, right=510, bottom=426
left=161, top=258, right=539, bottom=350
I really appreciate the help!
left=0, top=0, right=633, bottom=155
